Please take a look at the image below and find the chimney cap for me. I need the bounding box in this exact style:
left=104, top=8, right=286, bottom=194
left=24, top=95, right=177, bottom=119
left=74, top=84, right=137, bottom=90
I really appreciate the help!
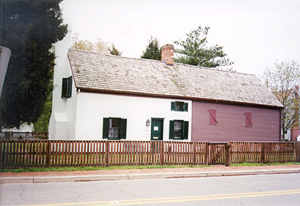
left=162, top=44, right=174, bottom=49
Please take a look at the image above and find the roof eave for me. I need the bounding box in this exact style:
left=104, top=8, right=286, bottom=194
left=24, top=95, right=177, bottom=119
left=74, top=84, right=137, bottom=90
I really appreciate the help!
left=77, top=87, right=283, bottom=110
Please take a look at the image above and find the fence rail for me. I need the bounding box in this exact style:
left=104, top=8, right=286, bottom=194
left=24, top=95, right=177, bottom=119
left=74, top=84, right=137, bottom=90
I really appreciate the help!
left=1, top=140, right=300, bottom=169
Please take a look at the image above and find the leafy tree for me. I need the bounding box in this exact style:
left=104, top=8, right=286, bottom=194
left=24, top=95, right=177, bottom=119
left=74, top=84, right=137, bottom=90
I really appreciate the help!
left=263, top=61, right=300, bottom=140
left=174, top=26, right=233, bottom=68
left=1, top=0, right=67, bottom=128
left=141, top=36, right=161, bottom=60
left=109, top=43, right=122, bottom=56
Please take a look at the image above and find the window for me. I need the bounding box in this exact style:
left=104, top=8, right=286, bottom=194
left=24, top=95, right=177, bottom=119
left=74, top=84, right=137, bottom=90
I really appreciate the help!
left=171, top=101, right=188, bottom=112
left=169, top=120, right=188, bottom=140
left=174, top=121, right=183, bottom=138
left=109, top=118, right=120, bottom=138
left=103, top=118, right=127, bottom=140
left=245, top=112, right=253, bottom=127
left=208, top=109, right=217, bottom=124
left=61, top=76, right=72, bottom=98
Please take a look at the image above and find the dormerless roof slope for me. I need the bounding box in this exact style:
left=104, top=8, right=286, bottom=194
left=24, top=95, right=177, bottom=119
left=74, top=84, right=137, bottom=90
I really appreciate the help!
left=68, top=49, right=282, bottom=108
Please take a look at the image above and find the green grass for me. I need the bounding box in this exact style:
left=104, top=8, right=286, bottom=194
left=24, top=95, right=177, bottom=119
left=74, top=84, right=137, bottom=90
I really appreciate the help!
left=1, top=162, right=299, bottom=173
left=230, top=162, right=300, bottom=167
left=1, top=164, right=211, bottom=173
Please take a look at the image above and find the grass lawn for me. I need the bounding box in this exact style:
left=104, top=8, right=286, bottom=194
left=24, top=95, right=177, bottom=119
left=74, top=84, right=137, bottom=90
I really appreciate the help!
left=1, top=162, right=299, bottom=173
left=230, top=162, right=300, bottom=166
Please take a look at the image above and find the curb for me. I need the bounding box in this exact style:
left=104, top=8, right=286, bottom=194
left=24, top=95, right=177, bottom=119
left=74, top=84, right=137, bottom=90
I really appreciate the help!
left=1, top=168, right=300, bottom=184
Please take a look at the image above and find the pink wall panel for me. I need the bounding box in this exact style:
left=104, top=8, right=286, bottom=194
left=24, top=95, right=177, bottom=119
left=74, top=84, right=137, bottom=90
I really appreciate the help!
left=192, top=101, right=281, bottom=142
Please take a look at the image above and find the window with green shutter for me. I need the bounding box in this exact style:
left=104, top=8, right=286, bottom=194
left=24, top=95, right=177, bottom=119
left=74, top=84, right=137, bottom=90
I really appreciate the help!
left=169, top=120, right=189, bottom=140
left=103, top=118, right=109, bottom=139
left=61, top=76, right=72, bottom=98
left=103, top=117, right=127, bottom=140
left=120, top=119, right=127, bottom=139
left=169, top=120, right=174, bottom=139
left=171, top=101, right=188, bottom=112
left=183, top=103, right=188, bottom=112
left=182, top=121, right=189, bottom=139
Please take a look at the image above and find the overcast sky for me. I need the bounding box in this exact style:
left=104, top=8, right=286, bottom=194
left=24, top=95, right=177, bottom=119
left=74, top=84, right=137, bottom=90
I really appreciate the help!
left=60, top=0, right=300, bottom=76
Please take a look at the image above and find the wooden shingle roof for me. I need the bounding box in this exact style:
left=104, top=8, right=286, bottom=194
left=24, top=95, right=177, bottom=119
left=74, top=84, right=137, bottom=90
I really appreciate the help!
left=68, top=49, right=282, bottom=108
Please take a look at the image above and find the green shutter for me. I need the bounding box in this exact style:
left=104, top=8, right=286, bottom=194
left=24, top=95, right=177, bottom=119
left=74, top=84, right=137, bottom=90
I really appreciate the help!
left=61, top=78, right=68, bottom=98
left=103, top=118, right=109, bottom=139
left=183, top=103, right=188, bottom=112
left=120, top=119, right=127, bottom=139
left=182, top=121, right=189, bottom=139
left=169, top=120, right=174, bottom=139
left=67, top=76, right=72, bottom=98
left=171, top=102, right=176, bottom=111
left=61, top=76, right=72, bottom=98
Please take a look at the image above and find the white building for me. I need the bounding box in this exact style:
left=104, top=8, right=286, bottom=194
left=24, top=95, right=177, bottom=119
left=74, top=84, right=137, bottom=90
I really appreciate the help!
left=49, top=32, right=191, bottom=141
left=49, top=32, right=282, bottom=142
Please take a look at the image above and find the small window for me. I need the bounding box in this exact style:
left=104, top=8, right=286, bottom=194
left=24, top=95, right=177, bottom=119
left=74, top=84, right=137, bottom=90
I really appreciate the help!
left=208, top=109, right=217, bottom=125
left=169, top=120, right=188, bottom=140
left=61, top=76, right=72, bottom=98
left=171, top=101, right=188, bottom=112
left=109, top=118, right=120, bottom=138
left=245, top=112, right=253, bottom=127
left=103, top=118, right=127, bottom=140
left=174, top=121, right=183, bottom=138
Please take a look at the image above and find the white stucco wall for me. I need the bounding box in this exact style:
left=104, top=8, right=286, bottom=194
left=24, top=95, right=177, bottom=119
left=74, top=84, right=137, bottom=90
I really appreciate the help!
left=75, top=92, right=192, bottom=141
left=49, top=30, right=78, bottom=140
left=49, top=30, right=192, bottom=141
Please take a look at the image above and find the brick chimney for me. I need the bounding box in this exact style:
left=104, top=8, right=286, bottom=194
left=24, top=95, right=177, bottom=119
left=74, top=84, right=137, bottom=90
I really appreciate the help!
left=161, top=44, right=174, bottom=66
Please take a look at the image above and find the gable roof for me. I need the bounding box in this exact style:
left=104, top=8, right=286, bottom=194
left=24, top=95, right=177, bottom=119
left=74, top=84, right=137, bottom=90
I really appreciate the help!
left=68, top=49, right=282, bottom=108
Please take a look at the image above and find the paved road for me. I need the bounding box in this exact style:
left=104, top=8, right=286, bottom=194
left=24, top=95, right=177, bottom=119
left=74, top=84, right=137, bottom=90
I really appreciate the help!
left=1, top=173, right=300, bottom=206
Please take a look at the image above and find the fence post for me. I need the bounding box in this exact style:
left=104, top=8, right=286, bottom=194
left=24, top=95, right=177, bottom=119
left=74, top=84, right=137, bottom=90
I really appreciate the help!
left=193, top=142, right=196, bottom=165
left=160, top=141, right=164, bottom=166
left=205, top=143, right=209, bottom=165
left=294, top=143, right=296, bottom=161
left=261, top=143, right=265, bottom=163
left=225, top=142, right=231, bottom=166
left=46, top=141, right=51, bottom=167
left=296, top=142, right=300, bottom=162
left=0, top=141, right=3, bottom=169
left=105, top=141, right=109, bottom=167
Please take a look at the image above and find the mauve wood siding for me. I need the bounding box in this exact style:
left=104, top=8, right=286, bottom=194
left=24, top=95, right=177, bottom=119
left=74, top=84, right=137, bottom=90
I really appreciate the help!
left=192, top=101, right=281, bottom=142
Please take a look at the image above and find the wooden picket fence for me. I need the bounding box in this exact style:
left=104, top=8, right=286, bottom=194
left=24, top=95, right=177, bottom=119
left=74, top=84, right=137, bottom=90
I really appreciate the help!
left=1, top=140, right=300, bottom=169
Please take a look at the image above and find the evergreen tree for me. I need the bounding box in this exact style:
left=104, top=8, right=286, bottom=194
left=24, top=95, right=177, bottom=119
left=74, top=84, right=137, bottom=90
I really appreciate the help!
left=33, top=89, right=53, bottom=133
left=141, top=36, right=161, bottom=60
left=109, top=44, right=122, bottom=56
left=1, top=0, right=67, bottom=128
left=174, top=26, right=233, bottom=68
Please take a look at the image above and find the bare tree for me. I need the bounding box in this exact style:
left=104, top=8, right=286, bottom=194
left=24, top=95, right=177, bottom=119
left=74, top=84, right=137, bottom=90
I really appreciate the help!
left=71, top=33, right=94, bottom=51
left=94, top=38, right=110, bottom=54
left=263, top=61, right=300, bottom=140
left=71, top=34, right=117, bottom=55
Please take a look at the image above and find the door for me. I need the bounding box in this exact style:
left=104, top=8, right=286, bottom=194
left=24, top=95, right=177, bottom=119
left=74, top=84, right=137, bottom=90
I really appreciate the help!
left=151, top=118, right=163, bottom=140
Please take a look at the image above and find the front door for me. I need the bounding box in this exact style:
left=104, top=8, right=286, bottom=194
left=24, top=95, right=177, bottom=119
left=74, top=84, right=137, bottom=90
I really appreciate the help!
left=151, top=118, right=163, bottom=140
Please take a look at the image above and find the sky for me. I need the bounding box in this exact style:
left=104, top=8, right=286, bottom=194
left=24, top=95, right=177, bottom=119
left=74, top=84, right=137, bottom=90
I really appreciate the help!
left=60, top=0, right=300, bottom=76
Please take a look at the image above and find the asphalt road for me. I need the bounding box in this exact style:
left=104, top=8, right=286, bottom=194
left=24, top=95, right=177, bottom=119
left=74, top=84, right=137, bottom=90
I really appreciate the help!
left=1, top=173, right=300, bottom=206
